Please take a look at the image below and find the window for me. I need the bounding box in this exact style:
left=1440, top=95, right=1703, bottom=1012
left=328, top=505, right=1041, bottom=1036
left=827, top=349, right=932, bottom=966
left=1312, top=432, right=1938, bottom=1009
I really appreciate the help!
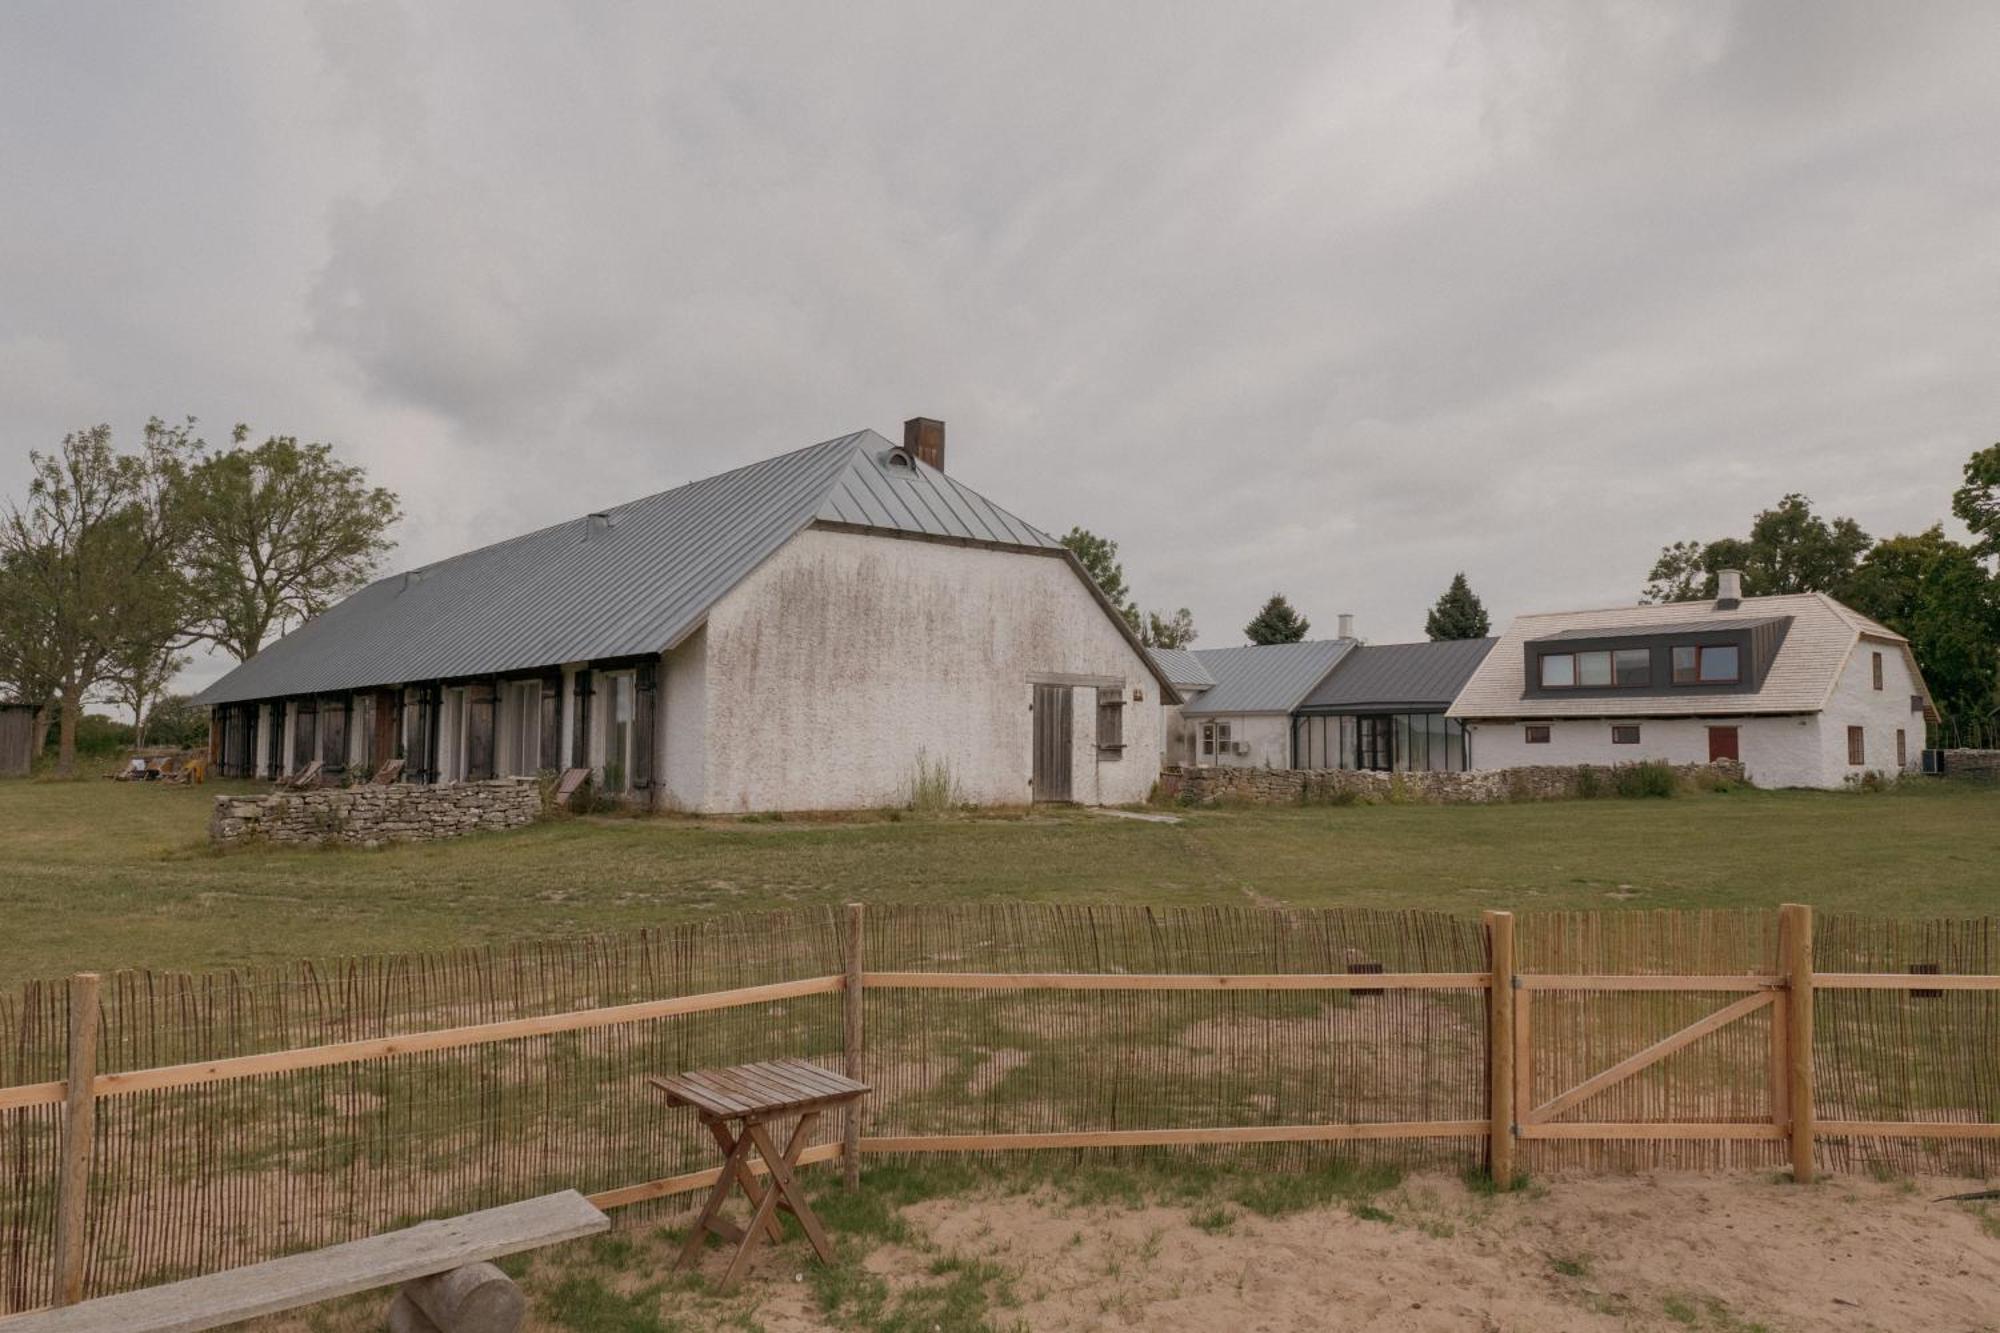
left=1524, top=724, right=1551, bottom=744
left=1543, top=649, right=1649, bottom=689
left=505, top=680, right=541, bottom=776
left=1201, top=720, right=1232, bottom=759
left=1611, top=724, right=1641, bottom=745
left=1673, top=644, right=1739, bottom=685
left=1095, top=687, right=1125, bottom=755
left=1847, top=725, right=1866, bottom=766
left=1697, top=645, right=1739, bottom=683
left=1896, top=728, right=1907, bottom=767
left=601, top=672, right=635, bottom=791
left=1872, top=651, right=1884, bottom=691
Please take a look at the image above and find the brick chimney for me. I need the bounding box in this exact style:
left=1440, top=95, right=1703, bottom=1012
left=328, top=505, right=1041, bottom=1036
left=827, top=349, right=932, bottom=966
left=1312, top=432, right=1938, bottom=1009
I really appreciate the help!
left=1337, top=613, right=1354, bottom=640
left=904, top=417, right=945, bottom=472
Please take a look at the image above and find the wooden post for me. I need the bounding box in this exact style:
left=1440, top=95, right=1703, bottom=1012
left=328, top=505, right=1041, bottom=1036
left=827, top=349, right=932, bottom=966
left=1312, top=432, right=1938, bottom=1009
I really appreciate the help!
left=842, top=902, right=864, bottom=1189
left=1483, top=911, right=1515, bottom=1188
left=1779, top=903, right=1815, bottom=1184
left=54, top=972, right=101, bottom=1306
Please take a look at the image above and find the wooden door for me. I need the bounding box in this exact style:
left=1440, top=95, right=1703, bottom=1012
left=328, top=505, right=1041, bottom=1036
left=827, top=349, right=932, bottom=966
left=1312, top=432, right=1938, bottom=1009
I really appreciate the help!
left=1032, top=684, right=1073, bottom=803
left=1707, top=726, right=1739, bottom=762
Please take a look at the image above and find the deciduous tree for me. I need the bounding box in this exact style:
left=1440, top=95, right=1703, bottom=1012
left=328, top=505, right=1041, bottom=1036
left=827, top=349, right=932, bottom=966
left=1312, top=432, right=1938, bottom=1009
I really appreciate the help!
left=178, top=430, right=402, bottom=661
left=1141, top=607, right=1197, bottom=649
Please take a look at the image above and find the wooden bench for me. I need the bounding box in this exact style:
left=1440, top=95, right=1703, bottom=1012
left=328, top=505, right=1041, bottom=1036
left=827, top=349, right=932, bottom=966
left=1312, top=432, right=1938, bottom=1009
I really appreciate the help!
left=6, top=1190, right=607, bottom=1333
left=650, top=1059, right=869, bottom=1288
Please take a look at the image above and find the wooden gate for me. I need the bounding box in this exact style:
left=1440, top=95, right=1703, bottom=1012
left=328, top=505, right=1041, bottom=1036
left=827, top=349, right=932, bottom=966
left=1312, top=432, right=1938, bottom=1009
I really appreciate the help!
left=1031, top=684, right=1072, bottom=803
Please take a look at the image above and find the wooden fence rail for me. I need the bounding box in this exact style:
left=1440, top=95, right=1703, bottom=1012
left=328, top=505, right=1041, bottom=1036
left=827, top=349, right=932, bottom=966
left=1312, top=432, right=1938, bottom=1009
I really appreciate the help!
left=4, top=901, right=1999, bottom=1312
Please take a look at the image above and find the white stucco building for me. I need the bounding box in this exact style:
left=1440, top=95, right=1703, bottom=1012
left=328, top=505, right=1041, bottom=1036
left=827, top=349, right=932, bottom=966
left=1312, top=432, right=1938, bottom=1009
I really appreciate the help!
left=1448, top=573, right=1936, bottom=789
left=198, top=421, right=1174, bottom=813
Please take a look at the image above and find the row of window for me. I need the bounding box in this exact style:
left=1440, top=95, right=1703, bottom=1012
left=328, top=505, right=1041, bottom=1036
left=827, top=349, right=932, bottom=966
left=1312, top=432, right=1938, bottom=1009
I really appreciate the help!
left=1293, top=712, right=1469, bottom=773
left=1538, top=644, right=1740, bottom=690
left=1523, top=722, right=1909, bottom=768
left=1523, top=723, right=1642, bottom=744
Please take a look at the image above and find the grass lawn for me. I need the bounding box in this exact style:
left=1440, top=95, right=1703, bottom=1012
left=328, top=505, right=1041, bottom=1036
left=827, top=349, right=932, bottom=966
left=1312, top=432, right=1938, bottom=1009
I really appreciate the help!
left=3, top=776, right=1997, bottom=988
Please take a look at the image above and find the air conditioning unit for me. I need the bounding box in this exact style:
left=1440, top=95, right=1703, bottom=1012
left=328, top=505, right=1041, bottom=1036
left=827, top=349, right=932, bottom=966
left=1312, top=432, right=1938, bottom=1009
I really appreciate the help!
left=1231, top=741, right=1250, bottom=756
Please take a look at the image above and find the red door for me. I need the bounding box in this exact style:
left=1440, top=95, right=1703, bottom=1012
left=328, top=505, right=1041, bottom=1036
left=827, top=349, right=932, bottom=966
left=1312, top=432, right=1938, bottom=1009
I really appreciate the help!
left=1707, top=726, right=1739, bottom=762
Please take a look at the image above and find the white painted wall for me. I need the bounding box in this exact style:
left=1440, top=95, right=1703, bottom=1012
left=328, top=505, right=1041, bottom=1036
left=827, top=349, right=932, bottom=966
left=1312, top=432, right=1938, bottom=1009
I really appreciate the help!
left=1185, top=714, right=1290, bottom=769
left=1465, top=714, right=1823, bottom=786
left=1818, top=638, right=1924, bottom=781
left=688, top=526, right=1162, bottom=812
left=658, top=628, right=706, bottom=811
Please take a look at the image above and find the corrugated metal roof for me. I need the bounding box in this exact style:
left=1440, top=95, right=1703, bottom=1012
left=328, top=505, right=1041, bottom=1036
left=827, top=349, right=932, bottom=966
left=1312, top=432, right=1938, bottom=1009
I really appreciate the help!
left=196, top=431, right=1068, bottom=705
left=1449, top=592, right=1936, bottom=720
left=1147, top=647, right=1215, bottom=690
left=1179, top=639, right=1354, bottom=716
left=1298, top=638, right=1496, bottom=712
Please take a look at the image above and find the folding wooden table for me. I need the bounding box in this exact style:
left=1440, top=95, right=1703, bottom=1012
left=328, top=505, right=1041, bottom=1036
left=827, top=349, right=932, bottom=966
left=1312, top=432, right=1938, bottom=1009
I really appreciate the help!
left=648, top=1059, right=869, bottom=1288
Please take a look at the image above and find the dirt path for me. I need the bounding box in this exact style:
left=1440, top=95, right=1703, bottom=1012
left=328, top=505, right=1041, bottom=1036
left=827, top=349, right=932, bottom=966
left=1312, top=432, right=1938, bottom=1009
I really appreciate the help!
left=735, top=1173, right=2000, bottom=1332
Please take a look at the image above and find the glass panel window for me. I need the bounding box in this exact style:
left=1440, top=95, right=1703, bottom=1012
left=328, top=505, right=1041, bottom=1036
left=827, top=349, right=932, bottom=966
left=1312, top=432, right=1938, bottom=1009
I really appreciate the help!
left=1671, top=646, right=1699, bottom=684
left=1393, top=714, right=1418, bottom=772
left=1444, top=717, right=1466, bottom=772
left=1698, top=645, right=1740, bottom=683
left=602, top=673, right=635, bottom=791
left=1339, top=715, right=1357, bottom=770
left=1525, top=724, right=1551, bottom=744
left=1611, top=724, right=1641, bottom=745
left=1426, top=713, right=1453, bottom=772
left=1847, top=725, right=1865, bottom=766
left=1613, top=649, right=1651, bottom=687
left=1201, top=723, right=1214, bottom=757
left=1576, top=651, right=1613, bottom=687
left=1540, top=654, right=1576, bottom=688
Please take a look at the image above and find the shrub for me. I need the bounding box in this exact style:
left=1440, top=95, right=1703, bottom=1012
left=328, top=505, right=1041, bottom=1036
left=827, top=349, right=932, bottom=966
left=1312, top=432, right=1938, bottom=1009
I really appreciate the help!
left=1573, top=765, right=1604, bottom=799
left=1613, top=760, right=1678, bottom=799
left=906, top=750, right=962, bottom=817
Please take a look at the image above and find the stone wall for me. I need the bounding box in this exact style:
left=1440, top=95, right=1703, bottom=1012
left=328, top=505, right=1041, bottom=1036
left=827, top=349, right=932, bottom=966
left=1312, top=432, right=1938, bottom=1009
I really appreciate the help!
left=1157, top=759, right=1747, bottom=807
left=1938, top=749, right=2000, bottom=780
left=211, top=779, right=541, bottom=847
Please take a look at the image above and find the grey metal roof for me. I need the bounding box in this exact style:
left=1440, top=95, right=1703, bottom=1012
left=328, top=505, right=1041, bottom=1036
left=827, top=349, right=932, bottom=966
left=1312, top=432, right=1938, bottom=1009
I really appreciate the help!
left=1179, top=639, right=1355, bottom=716
left=195, top=430, right=1070, bottom=706
left=1146, top=647, right=1215, bottom=690
left=1540, top=616, right=1785, bottom=641
left=1297, top=638, right=1496, bottom=712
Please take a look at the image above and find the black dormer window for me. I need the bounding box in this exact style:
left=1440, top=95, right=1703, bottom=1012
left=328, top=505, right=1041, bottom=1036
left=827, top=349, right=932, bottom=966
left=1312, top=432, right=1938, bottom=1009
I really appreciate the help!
left=1672, top=644, right=1739, bottom=685
left=1538, top=647, right=1652, bottom=690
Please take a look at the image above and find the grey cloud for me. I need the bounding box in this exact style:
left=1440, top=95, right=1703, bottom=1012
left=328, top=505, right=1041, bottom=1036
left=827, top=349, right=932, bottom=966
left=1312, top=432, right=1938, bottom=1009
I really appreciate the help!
left=2, top=0, right=1996, bottom=690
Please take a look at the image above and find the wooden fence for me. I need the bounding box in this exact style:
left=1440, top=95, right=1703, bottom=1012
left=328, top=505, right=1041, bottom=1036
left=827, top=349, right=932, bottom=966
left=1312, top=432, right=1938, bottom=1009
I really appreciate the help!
left=2, top=903, right=1997, bottom=1312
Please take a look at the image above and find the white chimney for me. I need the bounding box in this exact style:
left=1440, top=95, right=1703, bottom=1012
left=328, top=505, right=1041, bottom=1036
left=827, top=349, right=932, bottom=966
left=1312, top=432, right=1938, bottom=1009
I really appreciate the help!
left=1337, top=613, right=1355, bottom=639
left=1716, top=569, right=1743, bottom=603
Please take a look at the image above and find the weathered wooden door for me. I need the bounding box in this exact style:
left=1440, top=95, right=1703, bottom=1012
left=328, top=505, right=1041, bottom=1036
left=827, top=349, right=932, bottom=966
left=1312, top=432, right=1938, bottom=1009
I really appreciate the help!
left=1032, top=684, right=1073, bottom=803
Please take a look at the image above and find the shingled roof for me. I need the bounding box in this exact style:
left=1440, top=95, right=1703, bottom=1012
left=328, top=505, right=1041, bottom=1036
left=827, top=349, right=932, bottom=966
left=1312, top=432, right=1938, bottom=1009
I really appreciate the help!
left=1448, top=592, right=1936, bottom=720
left=198, top=430, right=1174, bottom=705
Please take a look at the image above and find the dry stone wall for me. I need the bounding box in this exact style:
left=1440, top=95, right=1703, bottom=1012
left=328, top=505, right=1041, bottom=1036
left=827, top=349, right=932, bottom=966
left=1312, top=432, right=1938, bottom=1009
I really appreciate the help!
left=1938, top=749, right=2000, bottom=779
left=1158, top=760, right=1746, bottom=806
left=211, top=779, right=541, bottom=847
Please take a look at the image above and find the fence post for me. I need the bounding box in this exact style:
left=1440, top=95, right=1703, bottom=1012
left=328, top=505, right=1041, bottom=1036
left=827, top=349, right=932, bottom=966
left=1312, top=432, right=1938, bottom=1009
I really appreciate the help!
left=1779, top=903, right=1815, bottom=1184
left=1483, top=911, right=1516, bottom=1188
left=54, top=971, right=101, bottom=1306
left=842, top=902, right=864, bottom=1189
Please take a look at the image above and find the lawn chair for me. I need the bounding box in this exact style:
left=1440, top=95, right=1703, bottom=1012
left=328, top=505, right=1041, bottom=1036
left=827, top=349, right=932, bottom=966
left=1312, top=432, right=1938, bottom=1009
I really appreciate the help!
left=372, top=758, right=406, bottom=785
left=284, top=759, right=323, bottom=790
left=553, top=767, right=590, bottom=807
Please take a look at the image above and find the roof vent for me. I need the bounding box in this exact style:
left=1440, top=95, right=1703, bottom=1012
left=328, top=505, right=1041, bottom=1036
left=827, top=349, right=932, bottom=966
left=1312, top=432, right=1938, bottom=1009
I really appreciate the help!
left=1716, top=568, right=1743, bottom=609
left=903, top=417, right=945, bottom=472
left=883, top=448, right=918, bottom=472
left=400, top=570, right=425, bottom=592
left=1337, top=613, right=1354, bottom=640
left=586, top=512, right=616, bottom=539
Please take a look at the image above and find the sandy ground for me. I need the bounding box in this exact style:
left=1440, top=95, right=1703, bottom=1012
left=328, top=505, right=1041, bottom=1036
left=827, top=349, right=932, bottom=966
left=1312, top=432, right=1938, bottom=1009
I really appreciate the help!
left=728, top=1173, right=2000, bottom=1333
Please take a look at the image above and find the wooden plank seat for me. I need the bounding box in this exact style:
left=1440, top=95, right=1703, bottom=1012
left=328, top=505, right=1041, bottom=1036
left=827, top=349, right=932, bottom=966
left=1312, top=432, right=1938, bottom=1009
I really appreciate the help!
left=5, top=1190, right=607, bottom=1333
left=649, top=1059, right=870, bottom=1288
left=552, top=766, right=590, bottom=804
left=282, top=758, right=322, bottom=791
left=372, top=757, right=406, bottom=785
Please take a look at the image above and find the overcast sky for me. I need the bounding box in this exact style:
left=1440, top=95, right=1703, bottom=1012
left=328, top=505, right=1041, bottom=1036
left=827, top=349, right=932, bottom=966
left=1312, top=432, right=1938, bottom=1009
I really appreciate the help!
left=5, top=2, right=1997, bottom=693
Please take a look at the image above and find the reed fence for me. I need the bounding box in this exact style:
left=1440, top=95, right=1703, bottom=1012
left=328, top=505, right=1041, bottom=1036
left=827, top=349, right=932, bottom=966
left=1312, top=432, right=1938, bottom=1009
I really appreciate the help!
left=2, top=903, right=1996, bottom=1312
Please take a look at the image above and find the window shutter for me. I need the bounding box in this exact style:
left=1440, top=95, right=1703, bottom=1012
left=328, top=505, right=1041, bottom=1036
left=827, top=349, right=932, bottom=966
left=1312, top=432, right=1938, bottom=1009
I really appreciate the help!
left=571, top=670, right=594, bottom=769
left=632, top=663, right=658, bottom=791
left=466, top=681, right=498, bottom=780
left=321, top=697, right=350, bottom=778
left=540, top=673, right=562, bottom=772
left=293, top=697, right=317, bottom=771
left=1095, top=687, right=1125, bottom=752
